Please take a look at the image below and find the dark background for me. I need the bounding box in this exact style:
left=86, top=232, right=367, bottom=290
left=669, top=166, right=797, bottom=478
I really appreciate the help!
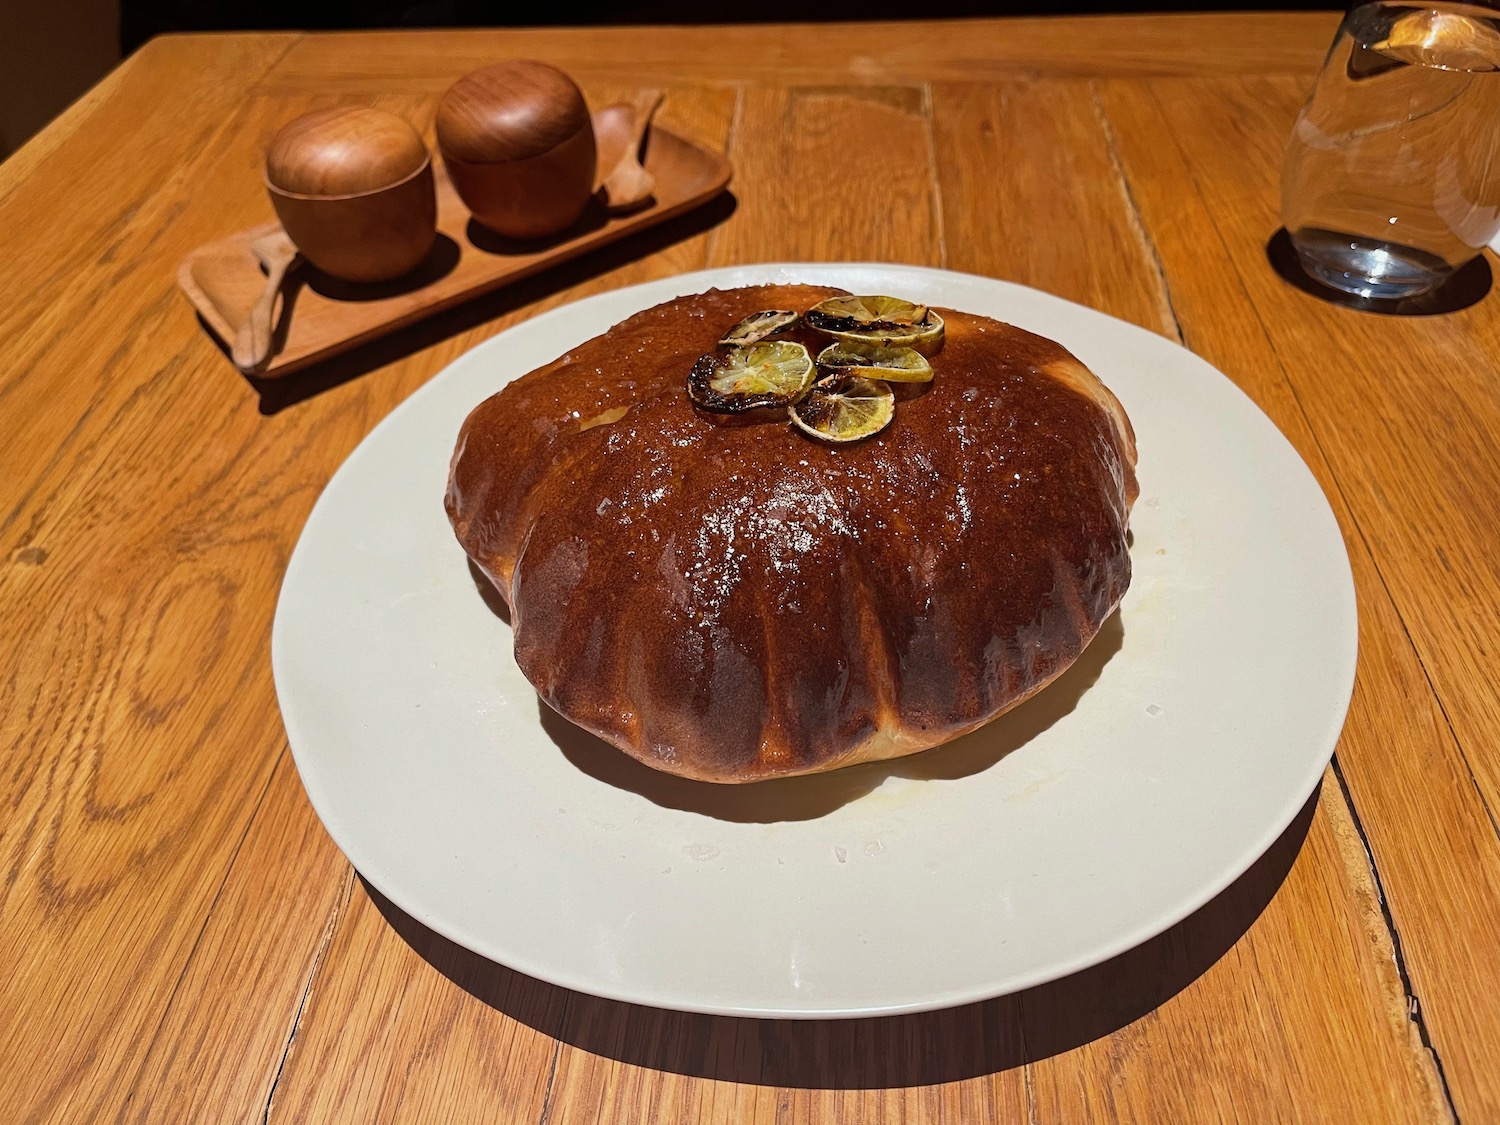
left=3, top=2, right=1345, bottom=160
left=121, top=0, right=1343, bottom=53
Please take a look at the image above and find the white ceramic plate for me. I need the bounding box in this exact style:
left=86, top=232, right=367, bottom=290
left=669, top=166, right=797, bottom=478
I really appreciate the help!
left=273, top=263, right=1357, bottom=1019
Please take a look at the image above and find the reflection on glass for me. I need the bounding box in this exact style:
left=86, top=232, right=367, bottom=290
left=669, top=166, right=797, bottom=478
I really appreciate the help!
left=1282, top=2, right=1500, bottom=298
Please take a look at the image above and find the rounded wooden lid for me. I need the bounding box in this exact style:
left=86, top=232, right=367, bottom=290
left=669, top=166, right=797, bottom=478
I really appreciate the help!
left=266, top=107, right=429, bottom=197
left=436, top=60, right=591, bottom=164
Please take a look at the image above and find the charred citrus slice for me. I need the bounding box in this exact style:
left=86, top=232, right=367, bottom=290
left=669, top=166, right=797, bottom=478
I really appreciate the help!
left=687, top=341, right=815, bottom=413
left=789, top=373, right=895, bottom=443
left=719, top=309, right=799, bottom=347
left=815, top=340, right=933, bottom=383
left=804, top=295, right=945, bottom=355
left=1372, top=9, right=1500, bottom=69
left=806, top=294, right=929, bottom=328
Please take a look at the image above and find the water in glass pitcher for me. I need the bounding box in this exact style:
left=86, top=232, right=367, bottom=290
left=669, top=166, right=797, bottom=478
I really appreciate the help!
left=1282, top=2, right=1500, bottom=298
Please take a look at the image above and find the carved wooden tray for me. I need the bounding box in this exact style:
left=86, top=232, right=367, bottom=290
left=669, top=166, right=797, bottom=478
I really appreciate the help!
left=178, top=104, right=732, bottom=378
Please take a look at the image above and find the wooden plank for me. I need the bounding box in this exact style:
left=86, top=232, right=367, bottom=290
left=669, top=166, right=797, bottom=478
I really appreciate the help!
left=0, top=499, right=301, bottom=1121
left=1098, top=72, right=1500, bottom=1121
left=706, top=85, right=943, bottom=268
left=263, top=879, right=564, bottom=1123
left=0, top=94, right=471, bottom=1125
left=0, top=90, right=310, bottom=543
left=0, top=34, right=298, bottom=382
left=929, top=79, right=1172, bottom=335
left=0, top=34, right=298, bottom=211
left=120, top=753, right=351, bottom=1124
left=0, top=37, right=245, bottom=209
left=253, top=13, right=1342, bottom=95
left=0, top=84, right=396, bottom=1125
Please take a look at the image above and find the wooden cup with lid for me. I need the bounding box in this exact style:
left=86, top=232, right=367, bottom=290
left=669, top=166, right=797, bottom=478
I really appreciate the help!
left=265, top=106, right=437, bottom=283
left=436, top=61, right=597, bottom=240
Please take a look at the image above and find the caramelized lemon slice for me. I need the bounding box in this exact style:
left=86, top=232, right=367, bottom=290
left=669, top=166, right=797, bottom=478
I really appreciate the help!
left=807, top=294, right=929, bottom=328
left=719, top=309, right=799, bottom=346
left=804, top=295, right=945, bottom=355
left=1372, top=9, right=1500, bottom=70
left=789, top=373, right=895, bottom=443
left=816, top=340, right=933, bottom=383
left=687, top=341, right=815, bottom=413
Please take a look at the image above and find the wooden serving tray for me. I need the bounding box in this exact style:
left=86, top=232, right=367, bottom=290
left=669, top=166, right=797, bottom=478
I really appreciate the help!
left=178, top=104, right=732, bottom=378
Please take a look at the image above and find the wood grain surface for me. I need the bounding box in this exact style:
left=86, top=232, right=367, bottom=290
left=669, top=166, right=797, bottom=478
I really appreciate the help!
left=2, top=14, right=1497, bottom=1124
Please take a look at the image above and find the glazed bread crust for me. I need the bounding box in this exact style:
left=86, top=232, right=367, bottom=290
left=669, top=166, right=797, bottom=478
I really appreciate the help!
left=447, top=285, right=1138, bottom=782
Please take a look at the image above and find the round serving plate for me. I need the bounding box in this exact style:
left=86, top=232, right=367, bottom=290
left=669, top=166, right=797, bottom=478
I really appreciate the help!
left=272, top=263, right=1357, bottom=1019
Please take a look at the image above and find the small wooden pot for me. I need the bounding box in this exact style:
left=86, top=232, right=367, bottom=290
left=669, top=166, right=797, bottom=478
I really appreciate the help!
left=436, top=61, right=597, bottom=240
left=265, top=106, right=437, bottom=283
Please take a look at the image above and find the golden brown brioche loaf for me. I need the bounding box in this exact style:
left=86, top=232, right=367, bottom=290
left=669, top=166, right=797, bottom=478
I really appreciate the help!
left=446, top=285, right=1138, bottom=782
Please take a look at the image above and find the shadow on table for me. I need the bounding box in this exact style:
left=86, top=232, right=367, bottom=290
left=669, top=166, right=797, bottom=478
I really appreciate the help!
left=239, top=191, right=738, bottom=415
left=364, top=781, right=1319, bottom=1088
left=1266, top=227, right=1491, bottom=315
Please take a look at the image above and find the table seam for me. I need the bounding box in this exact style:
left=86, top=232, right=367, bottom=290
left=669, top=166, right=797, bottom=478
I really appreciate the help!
left=921, top=82, right=948, bottom=271
left=533, top=1037, right=564, bottom=1125
left=703, top=84, right=745, bottom=269
left=112, top=743, right=286, bottom=1120
left=1331, top=756, right=1460, bottom=1123
left=242, top=34, right=307, bottom=97
left=1090, top=80, right=1183, bottom=344
left=261, top=862, right=358, bottom=1124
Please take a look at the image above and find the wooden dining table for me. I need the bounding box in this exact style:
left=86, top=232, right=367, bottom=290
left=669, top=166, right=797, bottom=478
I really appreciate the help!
left=6, top=9, right=1500, bottom=1122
